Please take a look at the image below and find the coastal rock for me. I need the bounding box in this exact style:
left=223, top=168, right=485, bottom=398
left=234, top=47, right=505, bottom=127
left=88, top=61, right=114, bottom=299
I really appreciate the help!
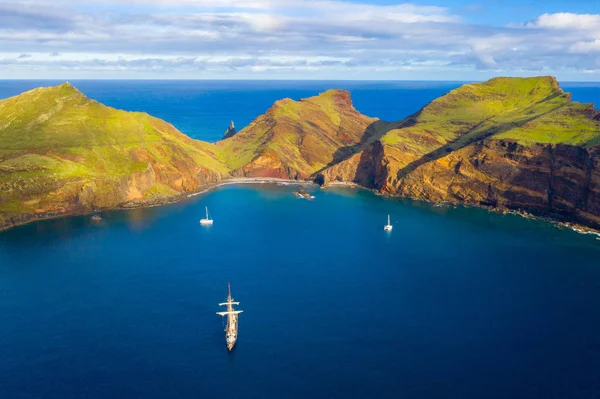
left=223, top=120, right=237, bottom=139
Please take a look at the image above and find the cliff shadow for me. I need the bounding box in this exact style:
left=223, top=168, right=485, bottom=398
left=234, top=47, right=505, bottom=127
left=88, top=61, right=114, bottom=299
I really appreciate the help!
left=499, top=142, right=600, bottom=230
left=395, top=105, right=567, bottom=181
left=312, top=118, right=411, bottom=179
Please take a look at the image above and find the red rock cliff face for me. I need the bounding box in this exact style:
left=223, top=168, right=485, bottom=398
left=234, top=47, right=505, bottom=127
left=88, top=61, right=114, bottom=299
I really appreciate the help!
left=4, top=77, right=600, bottom=232
left=217, top=90, right=379, bottom=180
left=392, top=140, right=600, bottom=226
left=319, top=77, right=600, bottom=230
left=320, top=138, right=600, bottom=229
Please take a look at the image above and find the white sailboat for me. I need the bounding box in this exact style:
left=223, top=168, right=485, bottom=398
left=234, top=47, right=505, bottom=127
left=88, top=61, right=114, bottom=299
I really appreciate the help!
left=384, top=214, right=393, bottom=231
left=216, top=283, right=243, bottom=351
left=200, top=206, right=213, bottom=225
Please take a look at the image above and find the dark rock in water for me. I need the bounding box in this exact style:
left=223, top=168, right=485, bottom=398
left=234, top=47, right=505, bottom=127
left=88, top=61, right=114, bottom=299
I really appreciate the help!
left=223, top=120, right=237, bottom=139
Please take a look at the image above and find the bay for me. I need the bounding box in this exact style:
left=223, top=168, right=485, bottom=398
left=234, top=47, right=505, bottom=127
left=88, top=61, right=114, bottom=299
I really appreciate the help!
left=1, top=81, right=600, bottom=398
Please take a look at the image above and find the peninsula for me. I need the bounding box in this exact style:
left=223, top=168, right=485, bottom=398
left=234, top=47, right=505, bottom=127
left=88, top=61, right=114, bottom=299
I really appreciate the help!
left=1, top=76, right=600, bottom=231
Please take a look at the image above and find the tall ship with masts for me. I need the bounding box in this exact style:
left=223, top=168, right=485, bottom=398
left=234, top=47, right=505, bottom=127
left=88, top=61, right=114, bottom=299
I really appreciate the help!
left=216, top=283, right=243, bottom=351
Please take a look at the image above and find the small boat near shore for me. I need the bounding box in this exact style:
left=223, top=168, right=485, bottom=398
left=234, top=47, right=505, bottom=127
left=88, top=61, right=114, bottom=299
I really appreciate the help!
left=294, top=189, right=315, bottom=199
left=200, top=206, right=213, bottom=225
left=384, top=214, right=393, bottom=231
left=91, top=215, right=102, bottom=222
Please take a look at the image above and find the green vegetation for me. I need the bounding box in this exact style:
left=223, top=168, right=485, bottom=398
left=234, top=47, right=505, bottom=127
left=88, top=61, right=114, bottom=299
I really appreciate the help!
left=0, top=83, right=229, bottom=223
left=217, top=90, right=376, bottom=177
left=2, top=76, right=600, bottom=229
left=381, top=76, right=600, bottom=158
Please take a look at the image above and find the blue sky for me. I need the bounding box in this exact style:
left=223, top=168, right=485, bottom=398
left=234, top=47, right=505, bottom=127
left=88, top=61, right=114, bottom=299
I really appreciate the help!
left=2, top=0, right=600, bottom=80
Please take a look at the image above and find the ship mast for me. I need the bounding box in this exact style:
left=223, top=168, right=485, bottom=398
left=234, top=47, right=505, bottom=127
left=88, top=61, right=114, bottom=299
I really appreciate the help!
left=217, top=282, right=243, bottom=316
left=226, top=282, right=232, bottom=313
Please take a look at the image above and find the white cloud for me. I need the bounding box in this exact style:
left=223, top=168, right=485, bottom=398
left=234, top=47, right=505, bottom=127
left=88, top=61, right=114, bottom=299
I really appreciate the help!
left=2, top=3, right=600, bottom=79
left=529, top=13, right=600, bottom=30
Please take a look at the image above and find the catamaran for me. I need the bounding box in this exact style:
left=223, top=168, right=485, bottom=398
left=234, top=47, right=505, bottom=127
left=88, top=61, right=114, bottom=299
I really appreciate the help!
left=216, top=283, right=243, bottom=351
left=200, top=206, right=213, bottom=225
left=384, top=214, right=393, bottom=231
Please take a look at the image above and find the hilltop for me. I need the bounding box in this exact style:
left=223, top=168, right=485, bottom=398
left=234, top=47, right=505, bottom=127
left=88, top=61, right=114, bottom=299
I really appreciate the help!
left=2, top=77, right=600, bottom=230
left=216, top=90, right=395, bottom=179
left=319, top=76, right=600, bottom=229
left=0, top=83, right=228, bottom=228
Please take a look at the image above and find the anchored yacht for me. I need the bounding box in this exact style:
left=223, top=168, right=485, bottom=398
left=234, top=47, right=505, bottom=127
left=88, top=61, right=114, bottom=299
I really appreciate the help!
left=200, top=206, right=213, bottom=225
left=384, top=215, right=393, bottom=231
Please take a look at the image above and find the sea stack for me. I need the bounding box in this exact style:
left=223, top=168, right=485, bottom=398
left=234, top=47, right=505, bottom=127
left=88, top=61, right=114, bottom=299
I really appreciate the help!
left=223, top=120, right=237, bottom=139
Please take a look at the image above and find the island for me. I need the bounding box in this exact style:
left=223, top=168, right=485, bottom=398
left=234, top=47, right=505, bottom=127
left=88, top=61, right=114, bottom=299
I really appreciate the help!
left=1, top=76, right=600, bottom=232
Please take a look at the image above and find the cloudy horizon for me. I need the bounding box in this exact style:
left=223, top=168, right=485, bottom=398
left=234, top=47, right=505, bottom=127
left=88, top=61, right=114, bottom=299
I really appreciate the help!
left=2, top=0, right=600, bottom=80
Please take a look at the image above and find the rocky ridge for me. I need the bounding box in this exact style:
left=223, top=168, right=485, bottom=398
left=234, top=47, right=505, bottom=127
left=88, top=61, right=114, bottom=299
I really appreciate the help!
left=318, top=77, right=600, bottom=229
left=2, top=77, right=600, bottom=231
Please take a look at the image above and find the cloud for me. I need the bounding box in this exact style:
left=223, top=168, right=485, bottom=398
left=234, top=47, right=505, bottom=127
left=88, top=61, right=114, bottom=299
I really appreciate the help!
left=525, top=12, right=600, bottom=57
left=1, top=2, right=600, bottom=78
left=529, top=13, right=600, bottom=30
left=0, top=2, right=77, bottom=31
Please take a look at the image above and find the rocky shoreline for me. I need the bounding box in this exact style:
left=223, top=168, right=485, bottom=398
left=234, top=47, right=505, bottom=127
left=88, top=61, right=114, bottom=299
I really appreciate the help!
left=324, top=180, right=600, bottom=238
left=3, top=77, right=600, bottom=238
left=2, top=175, right=600, bottom=240
left=0, top=178, right=311, bottom=231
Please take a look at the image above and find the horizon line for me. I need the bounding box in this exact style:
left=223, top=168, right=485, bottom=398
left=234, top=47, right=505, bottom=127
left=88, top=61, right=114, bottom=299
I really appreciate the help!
left=2, top=78, right=600, bottom=84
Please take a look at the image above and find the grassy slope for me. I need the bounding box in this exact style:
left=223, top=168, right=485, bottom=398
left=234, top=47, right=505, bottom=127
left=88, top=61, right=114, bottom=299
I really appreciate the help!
left=3, top=77, right=600, bottom=228
left=0, top=83, right=228, bottom=218
left=378, top=76, right=600, bottom=172
left=216, top=90, right=378, bottom=177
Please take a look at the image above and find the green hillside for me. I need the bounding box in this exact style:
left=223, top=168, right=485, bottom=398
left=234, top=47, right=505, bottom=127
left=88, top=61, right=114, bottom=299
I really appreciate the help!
left=3, top=77, right=600, bottom=230
left=217, top=90, right=382, bottom=179
left=0, top=83, right=228, bottom=227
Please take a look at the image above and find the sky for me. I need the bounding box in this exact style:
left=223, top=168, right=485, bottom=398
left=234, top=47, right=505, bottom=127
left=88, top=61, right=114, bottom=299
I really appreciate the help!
left=2, top=0, right=600, bottom=80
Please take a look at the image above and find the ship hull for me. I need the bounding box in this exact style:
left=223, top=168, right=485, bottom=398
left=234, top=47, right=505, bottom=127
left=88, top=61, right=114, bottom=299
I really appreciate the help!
left=225, top=318, right=238, bottom=350
left=227, top=340, right=236, bottom=351
left=217, top=283, right=242, bottom=352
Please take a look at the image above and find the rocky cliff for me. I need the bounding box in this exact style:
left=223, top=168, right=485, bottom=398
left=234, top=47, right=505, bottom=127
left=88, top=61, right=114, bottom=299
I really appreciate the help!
left=318, top=77, right=600, bottom=229
left=216, top=90, right=388, bottom=179
left=3, top=77, right=600, bottom=231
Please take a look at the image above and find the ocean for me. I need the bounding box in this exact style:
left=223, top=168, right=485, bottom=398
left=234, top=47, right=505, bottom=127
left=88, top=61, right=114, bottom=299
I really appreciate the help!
left=1, top=81, right=600, bottom=398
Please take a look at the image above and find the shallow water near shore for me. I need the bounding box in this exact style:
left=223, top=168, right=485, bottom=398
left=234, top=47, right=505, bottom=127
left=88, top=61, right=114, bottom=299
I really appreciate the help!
left=1, top=184, right=600, bottom=399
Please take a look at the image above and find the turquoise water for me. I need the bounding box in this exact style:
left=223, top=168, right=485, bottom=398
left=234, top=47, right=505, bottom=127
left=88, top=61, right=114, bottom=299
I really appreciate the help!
left=1, top=81, right=600, bottom=398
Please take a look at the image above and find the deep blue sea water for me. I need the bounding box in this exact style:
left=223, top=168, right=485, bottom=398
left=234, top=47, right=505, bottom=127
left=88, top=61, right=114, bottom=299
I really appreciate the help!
left=1, top=81, right=600, bottom=398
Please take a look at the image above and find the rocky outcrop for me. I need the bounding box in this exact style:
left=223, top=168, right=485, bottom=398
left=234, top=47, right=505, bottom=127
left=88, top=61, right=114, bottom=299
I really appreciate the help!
left=223, top=120, right=237, bottom=139
left=217, top=90, right=380, bottom=179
